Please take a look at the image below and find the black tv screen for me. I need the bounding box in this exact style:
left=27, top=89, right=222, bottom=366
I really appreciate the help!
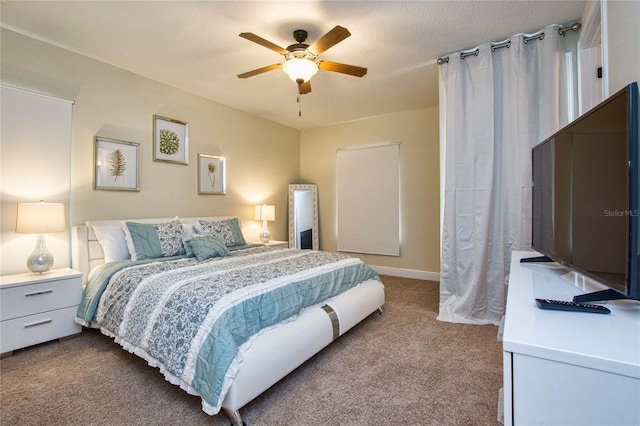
left=531, top=82, right=639, bottom=302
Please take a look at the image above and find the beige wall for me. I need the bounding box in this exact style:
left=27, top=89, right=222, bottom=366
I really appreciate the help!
left=2, top=1, right=637, bottom=278
left=300, top=108, right=440, bottom=277
left=605, top=0, right=640, bottom=94
left=1, top=29, right=300, bottom=274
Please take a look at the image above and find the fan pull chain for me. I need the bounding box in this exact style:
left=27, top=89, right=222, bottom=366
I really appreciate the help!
left=298, top=93, right=302, bottom=117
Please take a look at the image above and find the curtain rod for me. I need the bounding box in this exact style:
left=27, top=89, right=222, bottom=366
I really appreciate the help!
left=437, top=22, right=581, bottom=65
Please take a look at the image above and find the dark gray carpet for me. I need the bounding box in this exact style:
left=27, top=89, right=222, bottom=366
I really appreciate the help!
left=0, top=276, right=503, bottom=425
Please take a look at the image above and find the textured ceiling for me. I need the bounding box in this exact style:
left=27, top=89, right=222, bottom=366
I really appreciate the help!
left=0, top=1, right=585, bottom=130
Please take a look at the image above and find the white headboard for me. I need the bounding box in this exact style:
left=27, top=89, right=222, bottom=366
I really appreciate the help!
left=71, top=216, right=234, bottom=283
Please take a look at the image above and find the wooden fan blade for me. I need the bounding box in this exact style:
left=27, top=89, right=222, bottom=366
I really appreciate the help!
left=237, top=63, right=282, bottom=79
left=239, top=32, right=288, bottom=55
left=298, top=81, right=312, bottom=94
left=309, top=26, right=351, bottom=55
left=318, top=60, right=367, bottom=77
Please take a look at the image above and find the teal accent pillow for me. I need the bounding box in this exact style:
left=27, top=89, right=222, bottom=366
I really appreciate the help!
left=181, top=236, right=195, bottom=257
left=124, top=219, right=186, bottom=260
left=187, top=235, right=231, bottom=261
left=196, top=217, right=247, bottom=247
left=125, top=222, right=162, bottom=260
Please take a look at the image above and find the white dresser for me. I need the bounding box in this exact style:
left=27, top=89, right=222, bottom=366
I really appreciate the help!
left=1, top=268, right=82, bottom=356
left=503, top=251, right=640, bottom=425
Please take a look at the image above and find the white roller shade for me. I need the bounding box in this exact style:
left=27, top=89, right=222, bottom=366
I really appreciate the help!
left=1, top=86, right=73, bottom=275
left=337, top=144, right=400, bottom=256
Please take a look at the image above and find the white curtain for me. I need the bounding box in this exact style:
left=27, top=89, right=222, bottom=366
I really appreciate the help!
left=438, top=25, right=571, bottom=325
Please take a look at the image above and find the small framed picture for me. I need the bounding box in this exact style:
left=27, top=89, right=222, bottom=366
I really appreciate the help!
left=153, top=115, right=189, bottom=164
left=198, top=154, right=226, bottom=195
left=94, top=137, right=140, bottom=191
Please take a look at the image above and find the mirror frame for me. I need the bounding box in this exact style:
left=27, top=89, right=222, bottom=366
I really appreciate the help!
left=288, top=184, right=319, bottom=250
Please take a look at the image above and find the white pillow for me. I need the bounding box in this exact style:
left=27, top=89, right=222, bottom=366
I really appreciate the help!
left=92, top=225, right=130, bottom=263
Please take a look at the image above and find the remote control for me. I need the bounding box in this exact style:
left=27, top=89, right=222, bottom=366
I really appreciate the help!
left=535, top=298, right=611, bottom=314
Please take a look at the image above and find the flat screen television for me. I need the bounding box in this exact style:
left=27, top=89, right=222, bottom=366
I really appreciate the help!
left=528, top=82, right=639, bottom=303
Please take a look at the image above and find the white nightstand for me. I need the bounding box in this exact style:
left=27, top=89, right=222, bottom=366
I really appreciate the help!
left=254, top=240, right=289, bottom=249
left=1, top=268, right=83, bottom=357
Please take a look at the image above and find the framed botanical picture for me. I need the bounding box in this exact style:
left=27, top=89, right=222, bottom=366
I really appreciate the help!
left=94, top=137, right=140, bottom=191
left=153, top=115, right=189, bottom=164
left=198, top=154, right=226, bottom=195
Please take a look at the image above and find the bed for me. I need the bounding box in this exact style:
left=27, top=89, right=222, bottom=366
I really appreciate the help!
left=71, top=216, right=385, bottom=425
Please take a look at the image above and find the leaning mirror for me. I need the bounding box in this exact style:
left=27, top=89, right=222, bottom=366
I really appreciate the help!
left=288, top=184, right=319, bottom=250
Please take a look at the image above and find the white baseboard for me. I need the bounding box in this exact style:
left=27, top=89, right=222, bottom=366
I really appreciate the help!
left=370, top=265, right=440, bottom=282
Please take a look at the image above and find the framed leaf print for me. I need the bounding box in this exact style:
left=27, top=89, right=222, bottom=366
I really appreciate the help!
left=94, top=137, right=140, bottom=191
left=153, top=115, right=189, bottom=164
left=198, top=154, right=226, bottom=195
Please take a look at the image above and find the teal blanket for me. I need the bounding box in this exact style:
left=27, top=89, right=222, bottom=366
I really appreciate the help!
left=75, top=246, right=379, bottom=414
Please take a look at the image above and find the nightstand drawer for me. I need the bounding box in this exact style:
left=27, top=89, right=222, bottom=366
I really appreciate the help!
left=0, top=276, right=82, bottom=321
left=0, top=306, right=81, bottom=354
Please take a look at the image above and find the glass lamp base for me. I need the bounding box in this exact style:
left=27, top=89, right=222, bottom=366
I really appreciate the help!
left=260, top=221, right=271, bottom=243
left=259, top=231, right=271, bottom=243
left=27, top=235, right=54, bottom=273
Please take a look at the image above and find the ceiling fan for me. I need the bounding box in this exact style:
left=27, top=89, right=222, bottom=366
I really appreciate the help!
left=237, top=25, right=367, bottom=95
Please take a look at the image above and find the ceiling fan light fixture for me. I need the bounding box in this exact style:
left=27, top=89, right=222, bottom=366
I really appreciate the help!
left=282, top=58, right=318, bottom=84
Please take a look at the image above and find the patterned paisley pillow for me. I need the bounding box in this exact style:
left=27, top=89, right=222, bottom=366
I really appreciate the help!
left=124, top=219, right=186, bottom=260
left=154, top=220, right=187, bottom=256
left=195, top=217, right=247, bottom=247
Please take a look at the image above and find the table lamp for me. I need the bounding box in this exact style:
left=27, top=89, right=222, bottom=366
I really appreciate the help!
left=16, top=201, right=66, bottom=273
left=254, top=204, right=275, bottom=243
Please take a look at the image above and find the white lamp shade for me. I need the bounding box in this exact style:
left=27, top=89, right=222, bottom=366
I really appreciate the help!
left=254, top=204, right=275, bottom=222
left=282, top=58, right=318, bottom=84
left=16, top=202, right=66, bottom=234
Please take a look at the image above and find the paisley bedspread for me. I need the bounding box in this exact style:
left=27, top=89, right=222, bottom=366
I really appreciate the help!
left=75, top=246, right=379, bottom=414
